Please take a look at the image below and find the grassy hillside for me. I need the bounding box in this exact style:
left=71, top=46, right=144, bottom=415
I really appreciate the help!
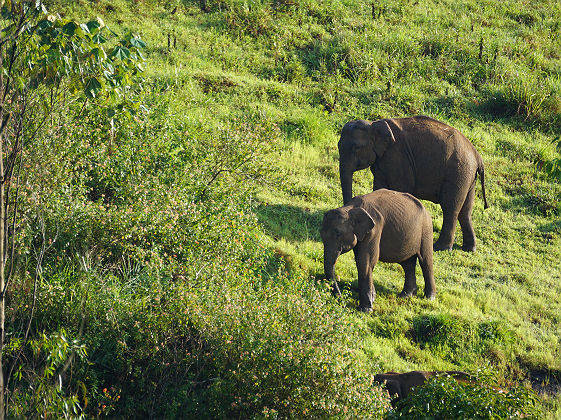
left=5, top=0, right=561, bottom=417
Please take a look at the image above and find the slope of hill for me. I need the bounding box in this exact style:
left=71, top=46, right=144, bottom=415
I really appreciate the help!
left=6, top=0, right=561, bottom=417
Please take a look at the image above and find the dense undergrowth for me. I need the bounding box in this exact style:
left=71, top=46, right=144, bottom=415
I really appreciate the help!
left=3, top=0, right=561, bottom=417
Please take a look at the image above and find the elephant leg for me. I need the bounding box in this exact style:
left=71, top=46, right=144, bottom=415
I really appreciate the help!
left=434, top=208, right=458, bottom=251
left=458, top=185, right=476, bottom=252
left=372, top=166, right=388, bottom=190
left=398, top=255, right=418, bottom=297
left=419, top=231, right=436, bottom=299
left=385, top=380, right=403, bottom=400
left=434, top=183, right=464, bottom=251
left=355, top=244, right=377, bottom=311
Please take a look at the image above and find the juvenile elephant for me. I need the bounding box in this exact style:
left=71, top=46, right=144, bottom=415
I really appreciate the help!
left=320, top=189, right=435, bottom=312
left=338, top=115, right=488, bottom=252
left=374, top=371, right=471, bottom=402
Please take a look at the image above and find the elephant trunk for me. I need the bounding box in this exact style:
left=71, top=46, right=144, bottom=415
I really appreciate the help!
left=340, top=162, right=354, bottom=205
left=324, top=247, right=342, bottom=297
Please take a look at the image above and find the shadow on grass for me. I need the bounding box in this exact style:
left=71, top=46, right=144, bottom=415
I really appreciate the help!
left=539, top=219, right=561, bottom=234
left=314, top=273, right=401, bottom=297
left=426, top=91, right=551, bottom=132
left=507, top=194, right=561, bottom=218
left=307, top=275, right=400, bottom=312
left=528, top=369, right=561, bottom=396
left=256, top=203, right=325, bottom=242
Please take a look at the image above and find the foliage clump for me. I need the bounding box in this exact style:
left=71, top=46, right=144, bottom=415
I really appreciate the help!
left=389, top=373, right=543, bottom=419
left=6, top=62, right=392, bottom=417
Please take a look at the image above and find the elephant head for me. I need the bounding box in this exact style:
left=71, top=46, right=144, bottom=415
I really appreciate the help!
left=320, top=207, right=375, bottom=293
left=338, top=119, right=396, bottom=204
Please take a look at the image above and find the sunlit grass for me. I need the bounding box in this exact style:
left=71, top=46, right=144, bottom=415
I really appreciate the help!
left=33, top=0, right=561, bottom=416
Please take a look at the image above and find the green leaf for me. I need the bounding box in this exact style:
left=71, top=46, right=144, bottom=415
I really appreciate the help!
left=102, top=61, right=114, bottom=73
left=90, top=47, right=105, bottom=60
left=103, top=70, right=114, bottom=81
left=111, top=45, right=131, bottom=60
left=62, top=21, right=77, bottom=36
left=130, top=36, right=146, bottom=49
left=36, top=18, right=52, bottom=32
left=16, top=75, right=25, bottom=90
left=84, top=77, right=102, bottom=99
left=93, top=32, right=107, bottom=44
left=86, top=19, right=100, bottom=33
left=553, top=136, right=561, bottom=153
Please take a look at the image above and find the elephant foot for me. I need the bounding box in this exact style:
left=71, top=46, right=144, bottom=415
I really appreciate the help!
left=433, top=241, right=453, bottom=252
left=358, top=306, right=373, bottom=313
left=398, top=289, right=417, bottom=298
left=462, top=243, right=476, bottom=252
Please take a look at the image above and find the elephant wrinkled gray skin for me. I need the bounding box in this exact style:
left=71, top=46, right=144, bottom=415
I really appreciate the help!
left=338, top=115, right=488, bottom=252
left=320, top=189, right=435, bottom=312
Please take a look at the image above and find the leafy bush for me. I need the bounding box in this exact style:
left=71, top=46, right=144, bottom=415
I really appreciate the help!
left=18, top=89, right=281, bottom=269
left=7, top=331, right=86, bottom=419
left=7, top=253, right=392, bottom=418
left=388, top=373, right=543, bottom=419
left=182, top=272, right=392, bottom=419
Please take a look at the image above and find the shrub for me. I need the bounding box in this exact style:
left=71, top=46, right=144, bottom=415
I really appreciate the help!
left=280, top=109, right=333, bottom=145
left=8, top=253, right=393, bottom=418
left=7, top=330, right=86, bottom=419
left=182, top=272, right=392, bottom=419
left=388, top=373, right=543, bottom=419
left=18, top=90, right=281, bottom=270
left=539, top=137, right=561, bottom=181
left=480, top=62, right=556, bottom=127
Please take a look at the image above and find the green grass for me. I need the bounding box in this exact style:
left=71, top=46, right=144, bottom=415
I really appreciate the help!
left=10, top=0, right=561, bottom=417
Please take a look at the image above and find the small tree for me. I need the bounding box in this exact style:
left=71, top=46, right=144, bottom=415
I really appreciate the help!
left=0, top=1, right=145, bottom=417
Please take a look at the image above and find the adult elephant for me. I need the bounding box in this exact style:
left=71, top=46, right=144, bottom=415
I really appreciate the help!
left=338, top=115, right=488, bottom=252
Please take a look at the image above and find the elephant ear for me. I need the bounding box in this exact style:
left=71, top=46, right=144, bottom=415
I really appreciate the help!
left=370, top=119, right=396, bottom=159
left=348, top=207, right=375, bottom=241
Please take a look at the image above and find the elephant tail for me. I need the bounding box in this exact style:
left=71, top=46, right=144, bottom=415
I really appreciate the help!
left=477, top=163, right=489, bottom=209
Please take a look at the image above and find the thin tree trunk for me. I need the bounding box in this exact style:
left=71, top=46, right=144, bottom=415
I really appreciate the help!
left=0, top=40, right=5, bottom=420
left=0, top=117, right=6, bottom=420
left=0, top=74, right=10, bottom=420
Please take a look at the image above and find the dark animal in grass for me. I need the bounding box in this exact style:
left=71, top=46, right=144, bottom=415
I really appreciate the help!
left=374, top=370, right=472, bottom=401
left=320, top=189, right=435, bottom=312
left=338, top=115, right=488, bottom=252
